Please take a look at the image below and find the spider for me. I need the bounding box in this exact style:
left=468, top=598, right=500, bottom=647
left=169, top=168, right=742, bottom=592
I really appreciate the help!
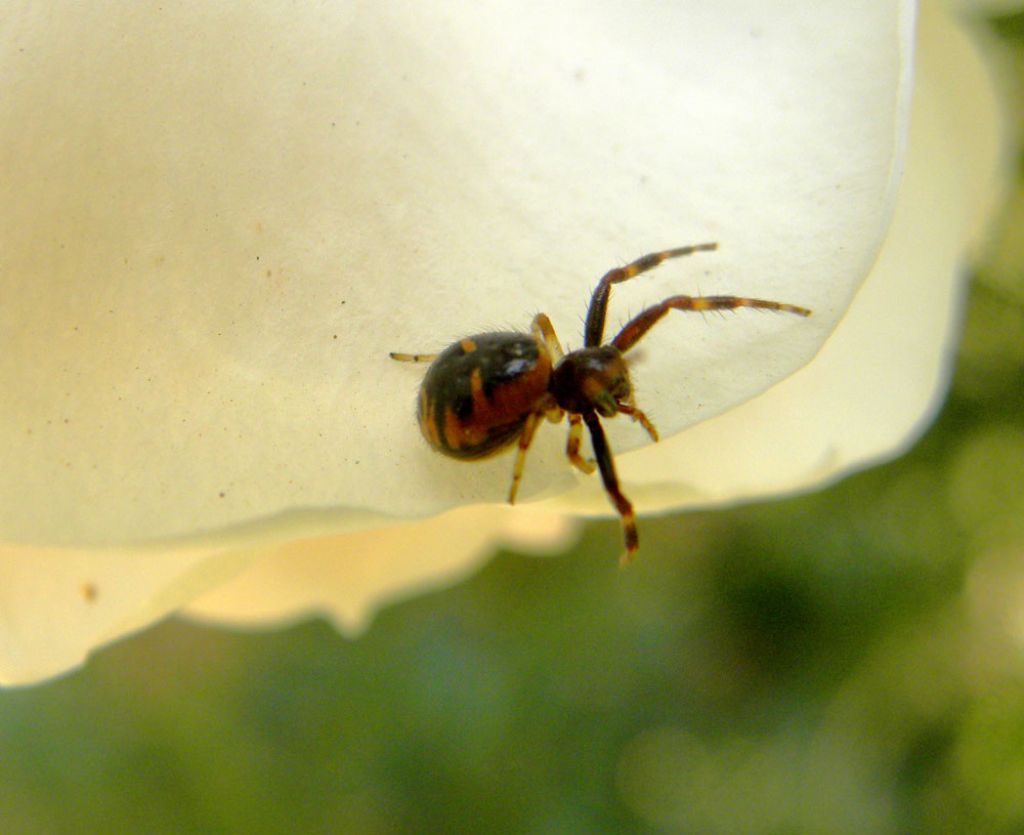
left=390, top=243, right=811, bottom=564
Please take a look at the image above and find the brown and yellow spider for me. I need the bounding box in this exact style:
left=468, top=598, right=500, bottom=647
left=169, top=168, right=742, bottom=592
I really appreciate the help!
left=391, top=243, right=811, bottom=564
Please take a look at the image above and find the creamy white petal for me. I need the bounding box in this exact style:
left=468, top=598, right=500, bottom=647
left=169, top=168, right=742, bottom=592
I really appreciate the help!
left=0, top=539, right=261, bottom=685
left=0, top=508, right=575, bottom=685
left=184, top=507, right=577, bottom=634
left=542, top=0, right=1009, bottom=517
left=9, top=0, right=1009, bottom=686
left=2, top=1, right=908, bottom=547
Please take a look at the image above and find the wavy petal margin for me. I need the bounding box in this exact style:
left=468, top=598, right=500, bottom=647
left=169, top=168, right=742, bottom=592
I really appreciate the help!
left=1, top=0, right=1007, bottom=684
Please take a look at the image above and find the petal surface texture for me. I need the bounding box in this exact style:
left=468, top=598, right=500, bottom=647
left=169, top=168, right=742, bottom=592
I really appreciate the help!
left=2, top=1, right=1007, bottom=685
left=5, top=1, right=907, bottom=546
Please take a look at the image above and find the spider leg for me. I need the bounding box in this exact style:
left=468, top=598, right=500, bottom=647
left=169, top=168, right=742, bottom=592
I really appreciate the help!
left=566, top=413, right=596, bottom=474
left=612, top=294, right=811, bottom=353
left=617, top=403, right=659, bottom=443
left=507, top=411, right=544, bottom=505
left=582, top=411, right=638, bottom=566
left=584, top=243, right=718, bottom=347
left=531, top=313, right=565, bottom=363
left=389, top=352, right=438, bottom=363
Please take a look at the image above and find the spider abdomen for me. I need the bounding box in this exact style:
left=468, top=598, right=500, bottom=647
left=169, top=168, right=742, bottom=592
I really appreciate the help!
left=417, top=332, right=553, bottom=460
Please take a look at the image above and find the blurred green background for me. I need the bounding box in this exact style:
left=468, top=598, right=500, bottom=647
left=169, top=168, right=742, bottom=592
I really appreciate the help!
left=3, top=15, right=1024, bottom=835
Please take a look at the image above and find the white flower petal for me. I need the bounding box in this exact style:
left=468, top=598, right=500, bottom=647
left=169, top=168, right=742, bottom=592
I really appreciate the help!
left=3, top=1, right=908, bottom=547
left=5, top=0, right=1009, bottom=686
left=0, top=508, right=575, bottom=685
left=184, top=507, right=577, bottom=634
left=548, top=0, right=1009, bottom=515
left=0, top=539, right=260, bottom=685
left=184, top=0, right=1011, bottom=641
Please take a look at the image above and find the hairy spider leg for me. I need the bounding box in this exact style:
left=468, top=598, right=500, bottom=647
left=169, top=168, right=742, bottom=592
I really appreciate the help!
left=616, top=403, right=659, bottom=442
left=583, top=243, right=719, bottom=347
left=611, top=294, right=812, bottom=353
left=583, top=411, right=638, bottom=566
left=389, top=352, right=438, bottom=362
left=531, top=313, right=564, bottom=364
left=566, top=413, right=595, bottom=474
left=508, top=411, right=544, bottom=505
